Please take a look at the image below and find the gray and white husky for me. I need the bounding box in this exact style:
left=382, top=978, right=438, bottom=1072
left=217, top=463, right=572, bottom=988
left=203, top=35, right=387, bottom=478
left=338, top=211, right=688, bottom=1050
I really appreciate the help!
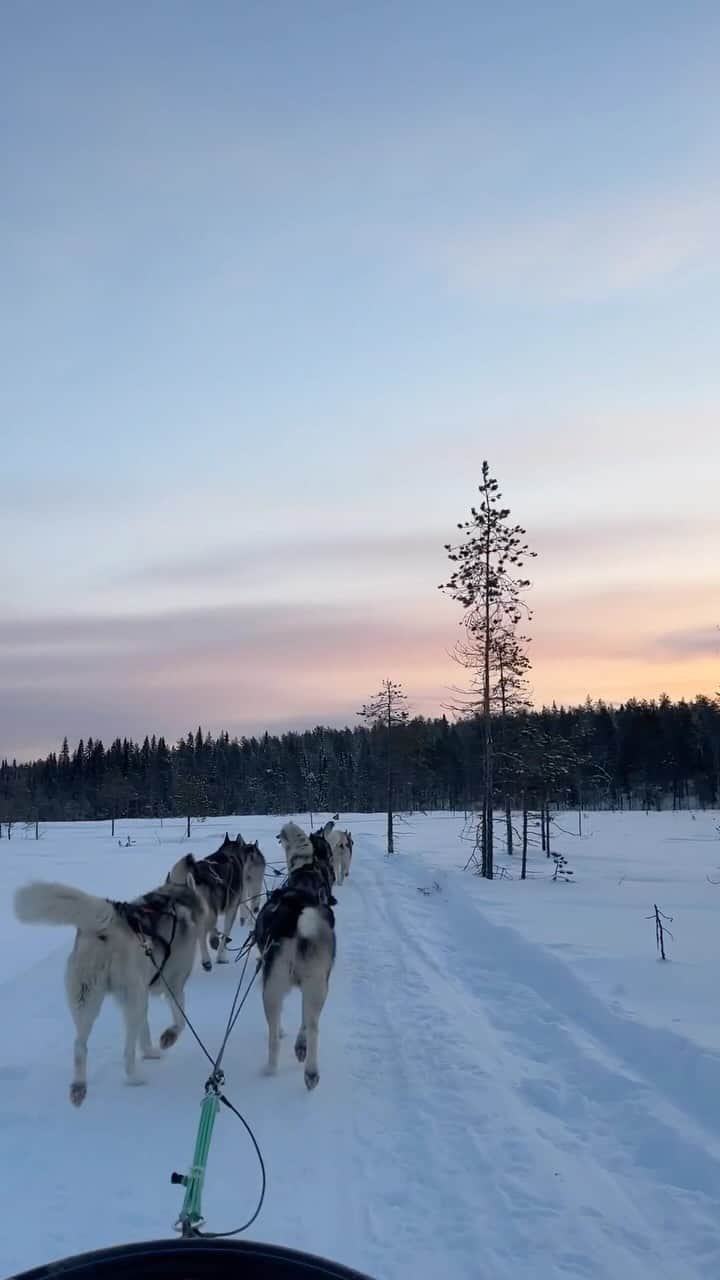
left=13, top=876, right=207, bottom=1107
left=167, top=832, right=265, bottom=970
left=323, top=821, right=354, bottom=885
left=277, top=820, right=336, bottom=905
left=254, top=820, right=336, bottom=1090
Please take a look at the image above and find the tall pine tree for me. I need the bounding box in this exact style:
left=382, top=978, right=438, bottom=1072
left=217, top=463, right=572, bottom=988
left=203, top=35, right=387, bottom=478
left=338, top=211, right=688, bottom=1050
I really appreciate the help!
left=440, top=462, right=535, bottom=878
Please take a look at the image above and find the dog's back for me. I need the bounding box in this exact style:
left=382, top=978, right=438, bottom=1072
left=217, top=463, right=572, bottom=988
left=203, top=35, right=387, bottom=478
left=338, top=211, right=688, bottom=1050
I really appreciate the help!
left=255, top=887, right=335, bottom=957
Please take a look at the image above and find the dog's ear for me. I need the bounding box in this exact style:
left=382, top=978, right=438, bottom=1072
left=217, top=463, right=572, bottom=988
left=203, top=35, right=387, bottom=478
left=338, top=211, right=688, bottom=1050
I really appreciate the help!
left=236, top=832, right=244, bottom=844
left=186, top=870, right=197, bottom=892
left=323, top=821, right=334, bottom=836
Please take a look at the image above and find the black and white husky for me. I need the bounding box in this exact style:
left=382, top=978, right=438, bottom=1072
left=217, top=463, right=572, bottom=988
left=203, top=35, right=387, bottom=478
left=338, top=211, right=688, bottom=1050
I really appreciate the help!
left=253, top=821, right=337, bottom=1089
left=13, top=876, right=207, bottom=1107
left=167, top=832, right=265, bottom=970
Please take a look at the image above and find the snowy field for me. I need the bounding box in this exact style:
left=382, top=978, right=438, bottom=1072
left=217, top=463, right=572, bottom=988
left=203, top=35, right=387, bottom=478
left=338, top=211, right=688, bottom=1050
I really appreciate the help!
left=3, top=809, right=720, bottom=1279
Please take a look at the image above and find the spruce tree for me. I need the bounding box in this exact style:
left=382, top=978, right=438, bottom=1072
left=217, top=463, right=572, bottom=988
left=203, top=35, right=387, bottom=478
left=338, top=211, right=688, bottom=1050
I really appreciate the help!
left=440, top=461, right=535, bottom=878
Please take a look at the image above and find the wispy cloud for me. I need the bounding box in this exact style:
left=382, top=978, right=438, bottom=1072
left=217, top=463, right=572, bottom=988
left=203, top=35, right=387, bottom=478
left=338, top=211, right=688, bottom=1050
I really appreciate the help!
left=112, top=532, right=443, bottom=591
left=427, top=189, right=720, bottom=303
left=534, top=515, right=720, bottom=557
left=653, top=625, right=720, bottom=659
left=102, top=517, right=720, bottom=613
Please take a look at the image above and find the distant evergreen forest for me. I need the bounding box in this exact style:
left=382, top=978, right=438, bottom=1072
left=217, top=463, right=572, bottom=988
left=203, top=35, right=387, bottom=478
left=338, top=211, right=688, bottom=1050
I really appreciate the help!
left=2, top=694, right=720, bottom=824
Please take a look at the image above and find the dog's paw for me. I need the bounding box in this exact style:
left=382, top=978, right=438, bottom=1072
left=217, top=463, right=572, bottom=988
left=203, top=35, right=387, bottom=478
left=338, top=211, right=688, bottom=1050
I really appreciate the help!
left=201, top=959, right=213, bottom=972
left=143, top=1046, right=162, bottom=1060
left=304, top=1069, right=319, bottom=1091
left=125, top=1075, right=147, bottom=1088
left=69, top=1082, right=86, bottom=1107
left=294, top=1037, right=307, bottom=1063
left=216, top=954, right=230, bottom=965
left=160, top=1028, right=179, bottom=1050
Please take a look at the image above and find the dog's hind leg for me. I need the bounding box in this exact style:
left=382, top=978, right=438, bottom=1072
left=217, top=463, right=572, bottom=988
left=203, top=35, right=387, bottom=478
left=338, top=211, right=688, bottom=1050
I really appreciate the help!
left=121, top=986, right=150, bottom=1086
left=159, top=984, right=186, bottom=1050
left=296, top=973, right=329, bottom=1091
left=139, top=1013, right=162, bottom=1059
left=243, top=865, right=265, bottom=925
left=199, top=921, right=215, bottom=971
left=67, top=981, right=104, bottom=1107
left=216, top=897, right=240, bottom=964
left=262, top=956, right=288, bottom=1076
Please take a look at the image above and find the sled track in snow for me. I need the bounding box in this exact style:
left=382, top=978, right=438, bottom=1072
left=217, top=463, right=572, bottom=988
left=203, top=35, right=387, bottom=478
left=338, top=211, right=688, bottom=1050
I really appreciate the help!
left=345, top=835, right=720, bottom=1280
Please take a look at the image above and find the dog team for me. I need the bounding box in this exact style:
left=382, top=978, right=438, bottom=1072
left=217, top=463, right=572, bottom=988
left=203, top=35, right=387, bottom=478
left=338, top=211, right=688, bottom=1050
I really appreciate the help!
left=13, top=819, right=354, bottom=1105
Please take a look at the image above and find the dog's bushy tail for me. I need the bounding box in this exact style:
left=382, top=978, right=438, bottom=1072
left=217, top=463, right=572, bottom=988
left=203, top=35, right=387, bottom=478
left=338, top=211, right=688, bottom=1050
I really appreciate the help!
left=297, top=906, right=328, bottom=942
left=14, top=881, right=115, bottom=933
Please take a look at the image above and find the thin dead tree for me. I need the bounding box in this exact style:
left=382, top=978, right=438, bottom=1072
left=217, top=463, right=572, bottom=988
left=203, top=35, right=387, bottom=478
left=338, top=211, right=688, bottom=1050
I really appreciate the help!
left=358, top=680, right=409, bottom=854
left=440, top=462, right=535, bottom=879
left=647, top=904, right=673, bottom=961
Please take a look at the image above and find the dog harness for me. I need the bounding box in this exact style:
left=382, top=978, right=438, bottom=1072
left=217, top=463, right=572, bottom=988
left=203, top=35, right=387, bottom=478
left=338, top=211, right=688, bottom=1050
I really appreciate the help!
left=111, top=898, right=179, bottom=986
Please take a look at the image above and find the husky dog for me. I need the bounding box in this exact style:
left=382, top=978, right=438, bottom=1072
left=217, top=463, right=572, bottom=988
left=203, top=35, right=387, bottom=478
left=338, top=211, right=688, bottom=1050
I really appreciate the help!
left=276, top=820, right=336, bottom=906
left=13, top=877, right=207, bottom=1107
left=255, top=821, right=337, bottom=1089
left=167, top=833, right=265, bottom=970
left=323, top=821, right=354, bottom=885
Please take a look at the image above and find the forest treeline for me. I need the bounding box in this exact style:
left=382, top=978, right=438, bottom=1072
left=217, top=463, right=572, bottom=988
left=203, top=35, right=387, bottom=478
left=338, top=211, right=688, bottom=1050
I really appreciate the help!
left=1, top=693, right=719, bottom=824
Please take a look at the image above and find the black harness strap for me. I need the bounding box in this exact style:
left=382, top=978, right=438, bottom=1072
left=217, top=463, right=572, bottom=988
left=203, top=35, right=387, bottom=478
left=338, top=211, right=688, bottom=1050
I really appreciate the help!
left=111, top=899, right=178, bottom=986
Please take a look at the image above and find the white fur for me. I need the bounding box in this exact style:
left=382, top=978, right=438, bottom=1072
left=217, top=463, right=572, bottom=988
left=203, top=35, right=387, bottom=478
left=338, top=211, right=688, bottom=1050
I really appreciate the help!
left=297, top=905, right=322, bottom=940
left=276, top=821, right=315, bottom=873
left=15, top=882, right=115, bottom=932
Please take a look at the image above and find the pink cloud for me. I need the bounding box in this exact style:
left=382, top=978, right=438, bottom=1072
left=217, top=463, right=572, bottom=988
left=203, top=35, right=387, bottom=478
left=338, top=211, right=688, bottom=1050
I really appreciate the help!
left=2, top=570, right=718, bottom=761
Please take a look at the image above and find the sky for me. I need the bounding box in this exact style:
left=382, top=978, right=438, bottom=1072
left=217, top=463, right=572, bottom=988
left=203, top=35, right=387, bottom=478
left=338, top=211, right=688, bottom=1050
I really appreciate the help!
left=2, top=0, right=719, bottom=761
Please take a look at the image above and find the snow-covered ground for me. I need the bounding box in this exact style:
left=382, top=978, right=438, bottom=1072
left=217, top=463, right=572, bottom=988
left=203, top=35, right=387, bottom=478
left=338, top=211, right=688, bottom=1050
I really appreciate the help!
left=3, top=809, right=720, bottom=1279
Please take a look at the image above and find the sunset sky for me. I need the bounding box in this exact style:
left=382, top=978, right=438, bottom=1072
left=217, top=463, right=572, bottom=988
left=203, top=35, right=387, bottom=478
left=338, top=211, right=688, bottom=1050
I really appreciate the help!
left=2, top=1, right=719, bottom=761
